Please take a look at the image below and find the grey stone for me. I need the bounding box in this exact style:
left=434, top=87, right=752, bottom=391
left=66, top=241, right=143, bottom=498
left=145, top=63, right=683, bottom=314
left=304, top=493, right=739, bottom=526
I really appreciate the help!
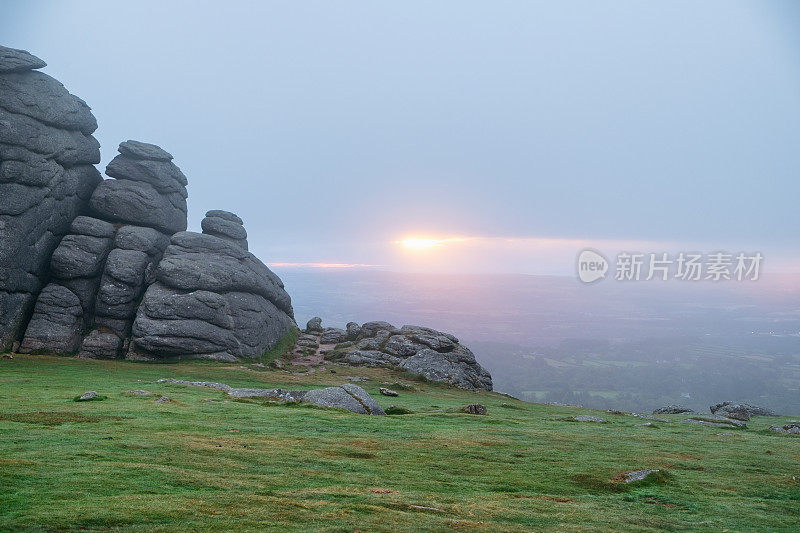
left=18, top=284, right=83, bottom=354
left=296, top=338, right=319, bottom=348
left=89, top=179, right=187, bottom=234
left=356, top=336, right=384, bottom=351
left=710, top=402, right=775, bottom=417
left=320, top=327, right=347, bottom=344
left=574, top=415, right=606, bottom=423
left=77, top=330, right=123, bottom=359
left=0, top=70, right=97, bottom=133
left=0, top=111, right=100, bottom=351
left=205, top=210, right=243, bottom=225
left=379, top=388, right=398, bottom=397
left=118, top=140, right=173, bottom=162
left=131, top=236, right=294, bottom=362
left=105, top=154, right=187, bottom=196
left=302, top=384, right=385, bottom=415
left=769, top=422, right=800, bottom=435
left=345, top=350, right=402, bottom=368
left=154, top=232, right=292, bottom=316
left=400, top=325, right=458, bottom=344
left=653, top=405, right=694, bottom=415
left=155, top=396, right=171, bottom=403
left=69, top=216, right=115, bottom=238
left=201, top=215, right=247, bottom=240
left=383, top=335, right=424, bottom=357
left=79, top=391, right=98, bottom=400
left=159, top=379, right=383, bottom=414
left=114, top=226, right=170, bottom=255
left=225, top=291, right=295, bottom=358
left=623, top=469, right=659, bottom=483
left=461, top=404, right=487, bottom=415
left=130, top=283, right=239, bottom=357
left=49, top=234, right=114, bottom=279
left=0, top=45, right=47, bottom=73
left=306, top=317, right=323, bottom=333
left=331, top=319, right=492, bottom=391
left=346, top=321, right=361, bottom=340
left=399, top=348, right=491, bottom=390
left=408, top=332, right=457, bottom=352
left=682, top=416, right=747, bottom=428
left=360, top=321, right=397, bottom=337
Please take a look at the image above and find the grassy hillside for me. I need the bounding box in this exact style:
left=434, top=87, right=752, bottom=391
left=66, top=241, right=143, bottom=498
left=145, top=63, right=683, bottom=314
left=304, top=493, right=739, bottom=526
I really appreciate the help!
left=1, top=355, right=798, bottom=532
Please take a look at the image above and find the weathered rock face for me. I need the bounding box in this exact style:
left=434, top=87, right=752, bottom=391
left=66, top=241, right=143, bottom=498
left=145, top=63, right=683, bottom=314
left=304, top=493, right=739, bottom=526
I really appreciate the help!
left=129, top=230, right=295, bottom=361
left=1, top=44, right=295, bottom=363
left=17, top=140, right=183, bottom=357
left=323, top=319, right=492, bottom=391
left=18, top=216, right=114, bottom=353
left=0, top=46, right=101, bottom=350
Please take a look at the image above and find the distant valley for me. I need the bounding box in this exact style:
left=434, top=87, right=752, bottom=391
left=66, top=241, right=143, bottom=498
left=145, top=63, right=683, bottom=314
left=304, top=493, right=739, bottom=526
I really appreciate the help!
left=278, top=269, right=800, bottom=413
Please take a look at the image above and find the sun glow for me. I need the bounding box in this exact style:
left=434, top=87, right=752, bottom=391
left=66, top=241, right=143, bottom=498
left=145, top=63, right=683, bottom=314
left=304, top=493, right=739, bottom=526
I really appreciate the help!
left=399, top=238, right=444, bottom=250
left=396, top=236, right=470, bottom=251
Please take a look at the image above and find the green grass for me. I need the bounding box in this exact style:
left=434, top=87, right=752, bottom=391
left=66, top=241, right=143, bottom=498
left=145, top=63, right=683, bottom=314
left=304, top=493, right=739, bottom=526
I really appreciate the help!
left=257, top=328, right=300, bottom=365
left=0, top=355, right=798, bottom=532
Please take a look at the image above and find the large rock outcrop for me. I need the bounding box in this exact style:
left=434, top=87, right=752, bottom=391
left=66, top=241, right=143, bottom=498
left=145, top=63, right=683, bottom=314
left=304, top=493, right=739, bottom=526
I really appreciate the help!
left=0, top=45, right=101, bottom=351
left=19, top=141, right=183, bottom=357
left=128, top=228, right=294, bottom=361
left=317, top=319, right=492, bottom=391
left=1, top=44, right=296, bottom=362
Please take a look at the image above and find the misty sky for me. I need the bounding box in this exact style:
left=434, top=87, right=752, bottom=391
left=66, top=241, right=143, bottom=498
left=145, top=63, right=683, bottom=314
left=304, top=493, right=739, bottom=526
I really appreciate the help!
left=3, top=1, right=799, bottom=274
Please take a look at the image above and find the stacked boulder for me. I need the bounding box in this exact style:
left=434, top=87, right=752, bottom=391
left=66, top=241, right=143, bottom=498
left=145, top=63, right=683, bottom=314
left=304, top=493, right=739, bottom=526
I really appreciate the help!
left=19, top=141, right=185, bottom=357
left=0, top=46, right=101, bottom=351
left=90, top=140, right=187, bottom=235
left=202, top=210, right=248, bottom=250
left=129, top=225, right=295, bottom=361
left=308, top=318, right=493, bottom=391
left=77, top=142, right=183, bottom=358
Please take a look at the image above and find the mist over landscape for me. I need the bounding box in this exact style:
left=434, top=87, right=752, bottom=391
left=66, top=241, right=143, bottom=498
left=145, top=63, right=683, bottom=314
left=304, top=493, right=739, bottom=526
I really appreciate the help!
left=281, top=269, right=800, bottom=414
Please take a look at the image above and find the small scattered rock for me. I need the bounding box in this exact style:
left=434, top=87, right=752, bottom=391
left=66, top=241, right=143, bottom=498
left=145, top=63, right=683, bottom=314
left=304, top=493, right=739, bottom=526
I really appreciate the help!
left=379, top=388, right=399, bottom=397
left=2, top=354, right=12, bottom=359
left=631, top=413, right=671, bottom=422
left=155, top=396, right=171, bottom=403
left=623, top=469, right=659, bottom=483
left=79, top=391, right=98, bottom=400
left=682, top=416, right=746, bottom=428
left=461, top=404, right=487, bottom=415
left=574, top=415, right=605, bottom=423
left=769, top=422, right=800, bottom=435
left=126, top=390, right=151, bottom=395
left=653, top=405, right=694, bottom=414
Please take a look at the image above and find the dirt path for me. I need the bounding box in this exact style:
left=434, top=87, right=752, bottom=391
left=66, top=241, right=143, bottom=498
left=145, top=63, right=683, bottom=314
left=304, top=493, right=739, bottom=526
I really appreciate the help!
left=289, top=332, right=336, bottom=372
